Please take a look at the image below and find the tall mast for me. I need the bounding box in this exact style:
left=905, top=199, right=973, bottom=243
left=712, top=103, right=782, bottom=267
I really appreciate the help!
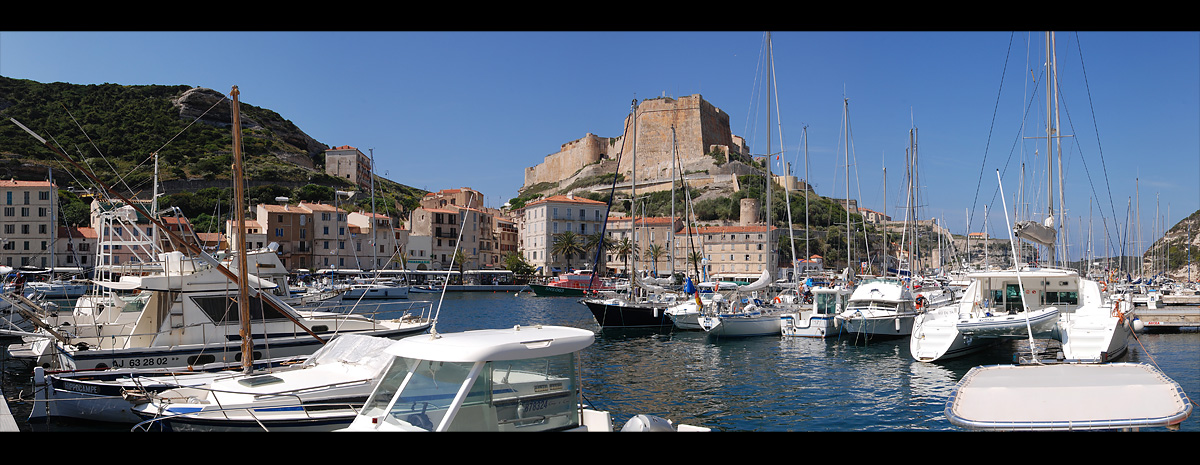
left=230, top=86, right=253, bottom=374
left=630, top=99, right=639, bottom=289
left=370, top=148, right=378, bottom=270
left=765, top=31, right=773, bottom=281
left=804, top=126, right=810, bottom=274
left=670, top=126, right=677, bottom=277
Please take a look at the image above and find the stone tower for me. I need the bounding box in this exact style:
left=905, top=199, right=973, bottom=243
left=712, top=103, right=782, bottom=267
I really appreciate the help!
left=740, top=197, right=760, bottom=226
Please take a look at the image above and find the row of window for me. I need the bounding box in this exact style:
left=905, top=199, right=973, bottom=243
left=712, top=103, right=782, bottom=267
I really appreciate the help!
left=4, top=191, right=51, bottom=205
left=3, top=223, right=50, bottom=235
left=1, top=206, right=49, bottom=217
left=0, top=240, right=48, bottom=250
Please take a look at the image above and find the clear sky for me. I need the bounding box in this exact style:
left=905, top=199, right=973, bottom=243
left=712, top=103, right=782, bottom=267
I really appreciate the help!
left=2, top=31, right=1197, bottom=260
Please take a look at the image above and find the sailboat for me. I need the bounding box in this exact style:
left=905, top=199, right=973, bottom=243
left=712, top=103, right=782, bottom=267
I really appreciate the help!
left=910, top=32, right=1135, bottom=363
left=695, top=32, right=786, bottom=338
left=778, top=127, right=853, bottom=338
left=581, top=101, right=680, bottom=330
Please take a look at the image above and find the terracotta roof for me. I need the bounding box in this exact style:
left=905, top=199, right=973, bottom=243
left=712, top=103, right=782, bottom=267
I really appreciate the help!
left=259, top=204, right=300, bottom=213
left=693, top=225, right=776, bottom=234
left=227, top=219, right=263, bottom=229
left=196, top=232, right=224, bottom=242
left=160, top=216, right=192, bottom=225
left=298, top=201, right=339, bottom=212
left=57, top=226, right=97, bottom=239
left=0, top=180, right=55, bottom=187
left=607, top=216, right=678, bottom=226
left=526, top=195, right=606, bottom=207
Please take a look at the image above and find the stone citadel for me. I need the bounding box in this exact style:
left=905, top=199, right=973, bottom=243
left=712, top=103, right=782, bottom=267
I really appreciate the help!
left=522, top=94, right=771, bottom=197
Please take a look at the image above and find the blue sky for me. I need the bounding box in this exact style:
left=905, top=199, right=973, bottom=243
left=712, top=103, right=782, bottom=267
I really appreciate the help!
left=2, top=31, right=1197, bottom=259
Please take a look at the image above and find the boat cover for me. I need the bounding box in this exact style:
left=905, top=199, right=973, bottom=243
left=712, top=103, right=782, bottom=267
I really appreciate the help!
left=738, top=269, right=772, bottom=292
left=300, top=334, right=396, bottom=374
left=946, top=363, right=1192, bottom=431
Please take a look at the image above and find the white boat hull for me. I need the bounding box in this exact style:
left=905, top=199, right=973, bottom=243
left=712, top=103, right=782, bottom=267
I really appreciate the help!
left=342, top=286, right=409, bottom=300
left=780, top=311, right=840, bottom=338
left=700, top=309, right=783, bottom=338
left=839, top=313, right=915, bottom=339
left=668, top=310, right=703, bottom=330
left=1056, top=304, right=1133, bottom=363
left=911, top=309, right=999, bottom=362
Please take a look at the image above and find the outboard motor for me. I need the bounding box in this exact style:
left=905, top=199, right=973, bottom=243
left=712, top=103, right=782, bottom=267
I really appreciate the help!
left=621, top=414, right=677, bottom=432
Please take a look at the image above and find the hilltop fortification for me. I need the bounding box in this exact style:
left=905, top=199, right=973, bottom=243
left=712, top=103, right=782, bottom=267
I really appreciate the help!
left=522, top=94, right=752, bottom=195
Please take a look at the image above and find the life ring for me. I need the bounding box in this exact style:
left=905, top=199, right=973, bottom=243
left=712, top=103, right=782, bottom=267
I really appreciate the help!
left=774, top=296, right=782, bottom=304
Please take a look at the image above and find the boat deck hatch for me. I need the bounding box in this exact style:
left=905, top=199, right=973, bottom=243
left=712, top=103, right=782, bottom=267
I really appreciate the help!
left=238, top=374, right=284, bottom=387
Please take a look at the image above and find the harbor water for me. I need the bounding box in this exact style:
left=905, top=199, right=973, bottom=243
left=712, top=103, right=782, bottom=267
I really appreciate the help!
left=5, top=291, right=1197, bottom=432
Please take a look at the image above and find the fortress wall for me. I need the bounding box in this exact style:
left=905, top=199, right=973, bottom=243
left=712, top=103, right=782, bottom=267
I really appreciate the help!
left=523, top=94, right=739, bottom=192
left=523, top=133, right=612, bottom=187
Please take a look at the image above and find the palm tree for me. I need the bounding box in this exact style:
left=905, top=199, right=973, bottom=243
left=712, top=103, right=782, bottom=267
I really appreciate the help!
left=613, top=237, right=635, bottom=277
left=551, top=231, right=587, bottom=271
left=686, top=250, right=705, bottom=277
left=644, top=243, right=666, bottom=277
left=584, top=231, right=614, bottom=272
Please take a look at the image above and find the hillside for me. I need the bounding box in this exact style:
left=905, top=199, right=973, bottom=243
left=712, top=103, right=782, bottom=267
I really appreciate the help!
left=0, top=77, right=426, bottom=227
left=1144, top=209, right=1200, bottom=280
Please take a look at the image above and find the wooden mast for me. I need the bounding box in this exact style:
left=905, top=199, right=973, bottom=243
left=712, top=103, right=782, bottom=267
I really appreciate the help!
left=231, top=86, right=254, bottom=374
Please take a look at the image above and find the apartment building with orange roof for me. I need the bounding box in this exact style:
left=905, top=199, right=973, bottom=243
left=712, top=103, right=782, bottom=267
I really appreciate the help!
left=255, top=202, right=313, bottom=271
left=324, top=145, right=373, bottom=192
left=604, top=215, right=682, bottom=277
left=348, top=210, right=404, bottom=270
left=520, top=194, right=607, bottom=275
left=53, top=225, right=97, bottom=270
left=678, top=224, right=781, bottom=282
left=0, top=179, right=58, bottom=269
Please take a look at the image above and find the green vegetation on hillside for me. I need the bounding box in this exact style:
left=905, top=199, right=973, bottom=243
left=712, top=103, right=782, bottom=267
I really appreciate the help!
left=0, top=76, right=426, bottom=229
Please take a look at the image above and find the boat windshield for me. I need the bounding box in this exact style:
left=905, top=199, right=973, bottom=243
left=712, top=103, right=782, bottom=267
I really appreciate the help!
left=815, top=293, right=839, bottom=314
left=363, top=353, right=582, bottom=432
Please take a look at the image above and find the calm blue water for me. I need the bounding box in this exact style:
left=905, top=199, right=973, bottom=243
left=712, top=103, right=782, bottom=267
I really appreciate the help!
left=410, top=292, right=1200, bottom=432
left=10, top=292, right=1197, bottom=432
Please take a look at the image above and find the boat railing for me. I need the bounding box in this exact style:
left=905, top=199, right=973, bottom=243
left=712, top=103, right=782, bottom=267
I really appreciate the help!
left=130, top=397, right=366, bottom=432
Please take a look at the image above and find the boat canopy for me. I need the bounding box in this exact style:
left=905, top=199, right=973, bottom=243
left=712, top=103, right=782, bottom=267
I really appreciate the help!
left=385, top=325, right=593, bottom=363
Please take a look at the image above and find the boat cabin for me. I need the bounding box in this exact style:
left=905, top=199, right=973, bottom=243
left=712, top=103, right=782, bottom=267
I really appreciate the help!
left=964, top=268, right=1094, bottom=316
left=344, top=325, right=605, bottom=432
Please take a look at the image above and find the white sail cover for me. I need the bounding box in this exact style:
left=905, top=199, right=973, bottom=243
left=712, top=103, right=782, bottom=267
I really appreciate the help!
left=1014, top=217, right=1057, bottom=247
left=300, top=334, right=396, bottom=374
left=633, top=273, right=669, bottom=293
left=738, top=269, right=772, bottom=292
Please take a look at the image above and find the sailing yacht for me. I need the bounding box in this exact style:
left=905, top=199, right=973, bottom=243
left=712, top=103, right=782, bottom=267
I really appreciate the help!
left=696, top=269, right=784, bottom=337
left=910, top=32, right=1135, bottom=364
left=694, top=32, right=787, bottom=338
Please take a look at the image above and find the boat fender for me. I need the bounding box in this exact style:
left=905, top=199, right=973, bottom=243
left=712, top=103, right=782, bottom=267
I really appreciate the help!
left=621, top=414, right=677, bottom=432
left=1132, top=318, right=1144, bottom=332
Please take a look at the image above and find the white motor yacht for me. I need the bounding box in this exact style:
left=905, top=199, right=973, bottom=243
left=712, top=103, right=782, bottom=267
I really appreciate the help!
left=836, top=277, right=918, bottom=340
left=780, top=286, right=852, bottom=338
left=339, top=325, right=709, bottom=432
